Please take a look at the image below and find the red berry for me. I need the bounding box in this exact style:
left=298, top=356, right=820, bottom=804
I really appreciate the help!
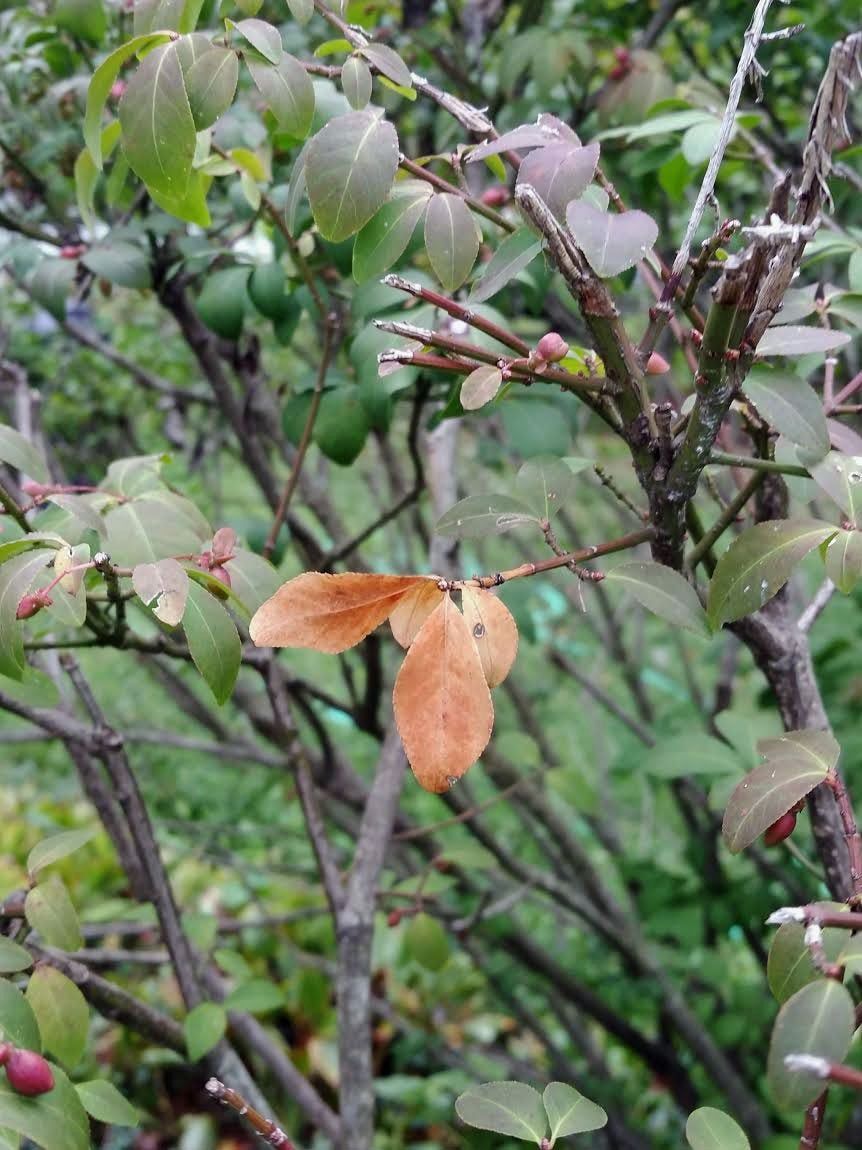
left=608, top=64, right=628, bottom=81
left=480, top=186, right=509, bottom=208
left=16, top=590, right=52, bottom=620
left=5, top=1049, right=55, bottom=1096
left=387, top=910, right=402, bottom=927
left=614, top=47, right=631, bottom=65
left=534, top=332, right=570, bottom=364
left=59, top=244, right=86, bottom=260
left=646, top=351, right=670, bottom=375
left=763, top=811, right=797, bottom=847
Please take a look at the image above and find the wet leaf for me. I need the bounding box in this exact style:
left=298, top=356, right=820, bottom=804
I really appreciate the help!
left=250, top=572, right=426, bottom=653
left=455, top=1081, right=547, bottom=1142
left=231, top=18, right=282, bottom=63
left=306, top=111, right=399, bottom=241
left=468, top=120, right=573, bottom=162
left=744, top=369, right=830, bottom=460
left=565, top=201, right=658, bottom=277
left=809, top=453, right=862, bottom=526
left=605, top=561, right=710, bottom=637
left=247, top=54, right=314, bottom=138
left=514, top=456, right=590, bottom=519
left=822, top=529, right=862, bottom=593
left=393, top=594, right=494, bottom=792
left=767, top=902, right=848, bottom=1003
left=184, top=46, right=239, bottom=131
left=461, top=587, right=518, bottom=687
left=767, top=980, right=854, bottom=1109
left=424, top=193, right=481, bottom=291
left=460, top=365, right=503, bottom=410
left=389, top=580, right=445, bottom=648
left=435, top=494, right=540, bottom=539
left=543, top=1082, right=607, bottom=1141
left=85, top=33, right=172, bottom=168
left=119, top=41, right=196, bottom=198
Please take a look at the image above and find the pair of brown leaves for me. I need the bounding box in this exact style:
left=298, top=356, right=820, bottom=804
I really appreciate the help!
left=250, top=572, right=518, bottom=792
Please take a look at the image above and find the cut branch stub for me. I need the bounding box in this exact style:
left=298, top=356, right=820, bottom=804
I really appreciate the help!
left=393, top=592, right=494, bottom=793
left=249, top=572, right=428, bottom=653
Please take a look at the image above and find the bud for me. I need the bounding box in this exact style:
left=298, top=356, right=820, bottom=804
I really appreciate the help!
left=16, top=590, right=52, bottom=620
left=386, top=910, right=402, bottom=927
left=109, top=80, right=127, bottom=102
left=763, top=811, right=797, bottom=847
left=59, top=244, right=86, bottom=261
left=533, top=332, right=570, bottom=365
left=614, top=47, right=631, bottom=65
left=5, top=1049, right=55, bottom=1096
left=645, top=351, right=670, bottom=375
left=480, top=186, right=509, bottom=208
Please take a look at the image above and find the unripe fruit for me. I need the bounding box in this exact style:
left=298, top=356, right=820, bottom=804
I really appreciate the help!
left=646, top=351, right=670, bottom=375
left=534, top=332, right=570, bottom=364
left=5, top=1049, right=55, bottom=1096
left=481, top=186, right=509, bottom=208
left=387, top=910, right=402, bottom=927
left=763, top=811, right=797, bottom=847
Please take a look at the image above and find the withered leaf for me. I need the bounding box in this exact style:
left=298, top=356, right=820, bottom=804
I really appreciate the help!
left=249, top=571, right=426, bottom=653
left=389, top=578, right=445, bottom=648
left=393, top=592, right=494, bottom=793
left=460, top=586, right=519, bottom=687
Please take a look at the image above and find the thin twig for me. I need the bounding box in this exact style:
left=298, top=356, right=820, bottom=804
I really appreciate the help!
left=205, top=1079, right=297, bottom=1149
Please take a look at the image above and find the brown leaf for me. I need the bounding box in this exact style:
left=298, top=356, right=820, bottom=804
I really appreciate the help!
left=389, top=579, right=445, bottom=647
left=460, top=586, right=519, bottom=687
left=249, top=572, right=426, bottom=653
left=393, top=593, right=494, bottom=793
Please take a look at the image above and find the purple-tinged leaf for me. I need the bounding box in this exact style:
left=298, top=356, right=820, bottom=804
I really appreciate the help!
left=565, top=201, right=658, bottom=277
left=516, top=141, right=599, bottom=220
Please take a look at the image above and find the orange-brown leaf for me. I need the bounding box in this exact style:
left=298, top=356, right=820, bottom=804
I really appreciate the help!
left=249, top=572, right=427, bottom=654
left=460, top=586, right=519, bottom=687
left=393, top=593, right=494, bottom=793
left=389, top=579, right=445, bottom=647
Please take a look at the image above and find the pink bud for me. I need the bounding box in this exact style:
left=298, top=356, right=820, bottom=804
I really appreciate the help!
left=21, top=481, right=54, bottom=498
left=5, top=1049, right=54, bottom=1096
left=16, top=590, right=52, bottom=620
left=534, top=333, right=570, bottom=364
left=481, top=186, right=509, bottom=208
left=646, top=351, right=670, bottom=375
left=109, top=80, right=127, bottom=101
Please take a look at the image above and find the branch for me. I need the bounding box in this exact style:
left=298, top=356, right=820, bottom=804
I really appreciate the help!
left=205, top=1079, right=297, bottom=1149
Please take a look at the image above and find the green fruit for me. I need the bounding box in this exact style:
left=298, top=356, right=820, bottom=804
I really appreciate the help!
left=313, top=388, right=370, bottom=466
left=196, top=267, right=250, bottom=340
left=248, top=262, right=290, bottom=319
left=404, top=912, right=449, bottom=972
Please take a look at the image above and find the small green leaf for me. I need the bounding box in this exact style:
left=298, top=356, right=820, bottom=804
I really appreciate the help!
left=55, top=0, right=106, bottom=43
left=0, top=550, right=54, bottom=682
left=81, top=242, right=152, bottom=290
left=29, top=260, right=76, bottom=322
left=514, top=457, right=589, bottom=520
left=767, top=902, right=848, bottom=1003
left=25, top=968, right=89, bottom=1069
left=184, top=1002, right=226, bottom=1061
left=721, top=729, right=838, bottom=853
left=435, top=494, right=540, bottom=539
left=352, top=185, right=430, bottom=283
left=223, top=980, right=285, bottom=1014
left=605, top=561, right=710, bottom=638
left=642, top=733, right=742, bottom=780
left=184, top=46, right=239, bottom=131
left=358, top=43, right=412, bottom=88
left=0, top=424, right=50, bottom=484
left=424, top=193, right=480, bottom=291
left=231, top=18, right=282, bottom=64
left=755, top=326, right=851, bottom=357
left=0, top=941, right=33, bottom=975
left=306, top=111, right=399, bottom=242
left=767, top=980, right=854, bottom=1109
left=75, top=1080, right=138, bottom=1127
left=455, top=1082, right=548, bottom=1143
left=707, top=519, right=837, bottom=627
left=247, top=55, right=314, bottom=138
left=836, top=933, right=862, bottom=974
left=469, top=228, right=544, bottom=303
left=543, top=1082, right=606, bottom=1142
left=119, top=41, right=196, bottom=197
left=744, top=369, right=830, bottom=460
left=182, top=581, right=241, bottom=704
left=287, top=0, right=312, bottom=23
left=27, top=830, right=94, bottom=877
left=24, top=878, right=82, bottom=952
left=74, top=150, right=99, bottom=230
left=104, top=498, right=206, bottom=567
left=685, top=1107, right=750, bottom=1150
left=404, top=913, right=449, bottom=972
left=460, top=365, right=503, bottom=411
left=0, top=1066, right=89, bottom=1150
left=85, top=34, right=173, bottom=167
left=823, top=529, right=862, bottom=593
left=222, top=550, right=281, bottom=616
left=341, top=55, right=372, bottom=110
left=0, top=981, right=41, bottom=1051
left=809, top=453, right=862, bottom=526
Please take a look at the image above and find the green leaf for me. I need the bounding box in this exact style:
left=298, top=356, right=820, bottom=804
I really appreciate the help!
left=685, top=1107, right=750, bottom=1150
left=75, top=1081, right=138, bottom=1127
left=809, top=453, right=862, bottom=526
left=0, top=941, right=33, bottom=975
left=55, top=0, right=106, bottom=44
left=455, top=1082, right=548, bottom=1143
left=29, top=260, right=76, bottom=323
left=134, top=0, right=205, bottom=34
left=469, top=228, right=544, bottom=303
left=247, top=55, right=314, bottom=138
left=0, top=550, right=53, bottom=682
left=823, top=529, right=862, bottom=593
left=103, top=453, right=165, bottom=498
left=223, top=979, right=285, bottom=1014
left=424, top=193, right=480, bottom=291
left=27, top=830, right=94, bottom=877
left=341, top=55, right=372, bottom=110
left=767, top=980, right=854, bottom=1109
left=837, top=933, right=862, bottom=973
left=85, top=34, right=173, bottom=168
left=230, top=18, right=282, bottom=64
left=149, top=168, right=212, bottom=226
left=0, top=1066, right=89, bottom=1150
left=0, top=425, right=50, bottom=484
left=707, top=519, right=837, bottom=627
left=755, top=326, right=851, bottom=357
left=182, top=581, right=241, bottom=705
left=435, top=494, right=540, bottom=539
left=306, top=111, right=399, bottom=242
left=681, top=119, right=721, bottom=165
left=81, top=242, right=152, bottom=290
left=642, top=733, right=742, bottom=780
left=0, top=981, right=41, bottom=1051
left=543, top=1082, right=606, bottom=1142
left=184, top=1002, right=226, bottom=1061
left=514, top=457, right=589, bottom=520
left=721, top=729, right=838, bottom=853
left=605, top=561, right=710, bottom=638
left=287, top=0, right=312, bottom=22
left=74, top=149, right=99, bottom=231
left=119, top=41, right=196, bottom=197
left=222, top=549, right=281, bottom=616
left=352, top=185, right=430, bottom=283
left=358, top=43, right=412, bottom=87
left=25, top=968, right=89, bottom=1069
left=184, top=47, right=239, bottom=131
left=744, top=369, right=830, bottom=460
left=24, top=878, right=82, bottom=951
left=767, top=903, right=848, bottom=1003
left=404, top=913, right=449, bottom=971
left=460, top=365, right=503, bottom=411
